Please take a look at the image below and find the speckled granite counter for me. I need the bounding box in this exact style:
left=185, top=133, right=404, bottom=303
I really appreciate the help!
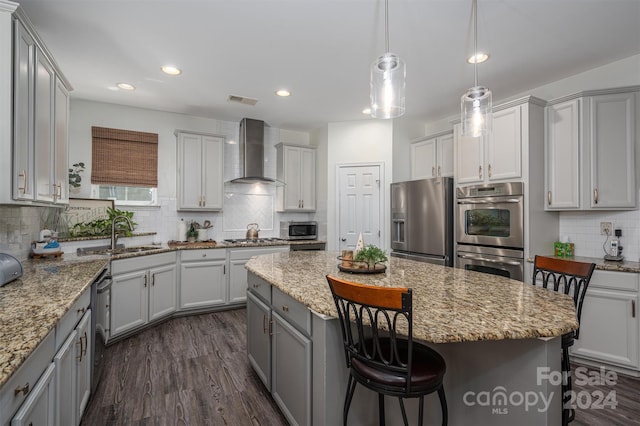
left=246, top=251, right=579, bottom=344
left=0, top=256, right=108, bottom=388
left=528, top=254, right=640, bottom=273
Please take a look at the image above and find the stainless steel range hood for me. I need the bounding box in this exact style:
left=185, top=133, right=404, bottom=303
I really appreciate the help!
left=229, top=118, right=275, bottom=184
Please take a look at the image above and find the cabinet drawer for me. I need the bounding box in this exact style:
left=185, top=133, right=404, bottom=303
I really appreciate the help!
left=230, top=246, right=289, bottom=261
left=590, top=270, right=638, bottom=292
left=180, top=249, right=226, bottom=262
left=248, top=273, right=271, bottom=304
left=55, top=287, right=90, bottom=351
left=0, top=331, right=55, bottom=425
left=272, top=287, right=311, bottom=336
left=111, top=252, right=177, bottom=275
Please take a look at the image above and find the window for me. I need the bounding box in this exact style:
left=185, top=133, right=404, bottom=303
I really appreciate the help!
left=91, top=126, right=158, bottom=206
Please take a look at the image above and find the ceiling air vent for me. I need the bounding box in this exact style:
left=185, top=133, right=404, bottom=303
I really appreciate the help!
left=228, top=95, right=258, bottom=106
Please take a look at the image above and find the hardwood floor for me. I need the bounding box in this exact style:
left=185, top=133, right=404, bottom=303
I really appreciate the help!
left=81, top=308, right=287, bottom=426
left=82, top=308, right=640, bottom=426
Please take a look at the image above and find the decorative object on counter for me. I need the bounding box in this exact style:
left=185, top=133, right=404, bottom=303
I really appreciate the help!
left=246, top=223, right=260, bottom=240
left=354, top=232, right=365, bottom=256
left=66, top=203, right=137, bottom=238
left=604, top=228, right=624, bottom=261
left=177, top=218, right=187, bottom=242
left=68, top=162, right=86, bottom=188
left=554, top=241, right=575, bottom=258
left=338, top=244, right=388, bottom=274
left=186, top=222, right=199, bottom=242
left=197, top=228, right=209, bottom=242
left=341, top=250, right=354, bottom=267
left=0, top=253, right=23, bottom=286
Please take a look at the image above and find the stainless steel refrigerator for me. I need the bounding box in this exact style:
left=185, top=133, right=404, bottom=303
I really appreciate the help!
left=390, top=177, right=454, bottom=266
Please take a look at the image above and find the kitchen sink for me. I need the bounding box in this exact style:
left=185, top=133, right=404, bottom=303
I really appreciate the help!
left=77, top=245, right=163, bottom=256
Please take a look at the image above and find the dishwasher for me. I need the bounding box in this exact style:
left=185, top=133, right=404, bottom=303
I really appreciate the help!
left=91, top=268, right=112, bottom=393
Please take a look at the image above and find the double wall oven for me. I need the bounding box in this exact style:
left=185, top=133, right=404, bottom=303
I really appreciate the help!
left=456, top=182, right=525, bottom=281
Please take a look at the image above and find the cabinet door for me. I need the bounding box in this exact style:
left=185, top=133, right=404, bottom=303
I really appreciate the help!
left=179, top=260, right=226, bottom=309
left=455, top=126, right=484, bottom=184
left=34, top=48, right=55, bottom=203
left=545, top=99, right=581, bottom=210
left=54, top=331, right=77, bottom=426
left=588, top=93, right=636, bottom=209
left=13, top=21, right=35, bottom=201
left=177, top=133, right=204, bottom=210
left=489, top=106, right=522, bottom=181
left=149, top=264, right=177, bottom=321
left=111, top=270, right=148, bottom=336
left=411, top=138, right=437, bottom=180
left=201, top=135, right=224, bottom=209
left=571, top=288, right=639, bottom=369
left=299, top=148, right=316, bottom=210
left=247, top=291, right=271, bottom=389
left=53, top=80, right=69, bottom=204
left=75, top=311, right=92, bottom=421
left=282, top=146, right=302, bottom=210
left=271, top=312, right=312, bottom=426
left=11, top=363, right=56, bottom=426
left=229, top=258, right=249, bottom=304
left=437, top=133, right=454, bottom=177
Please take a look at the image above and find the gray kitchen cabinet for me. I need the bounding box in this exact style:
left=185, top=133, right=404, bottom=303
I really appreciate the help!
left=176, top=131, right=224, bottom=211
left=410, top=131, right=453, bottom=179
left=247, top=291, right=271, bottom=389
left=545, top=87, right=638, bottom=210
left=10, top=363, right=55, bottom=426
left=276, top=143, right=316, bottom=211
left=179, top=249, right=226, bottom=310
left=111, top=252, right=177, bottom=338
left=571, top=270, right=639, bottom=373
left=228, top=246, right=289, bottom=305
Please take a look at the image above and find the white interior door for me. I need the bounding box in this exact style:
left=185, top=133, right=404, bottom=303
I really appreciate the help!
left=338, top=165, right=381, bottom=251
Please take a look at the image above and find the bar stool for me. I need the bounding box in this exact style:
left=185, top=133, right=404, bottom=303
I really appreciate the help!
left=531, top=256, right=596, bottom=426
left=326, top=275, right=447, bottom=426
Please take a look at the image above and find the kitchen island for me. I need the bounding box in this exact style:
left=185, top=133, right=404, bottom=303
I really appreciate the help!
left=246, top=251, right=578, bottom=426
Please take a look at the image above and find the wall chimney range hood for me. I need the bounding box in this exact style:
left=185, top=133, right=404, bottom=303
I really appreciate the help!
left=229, top=118, right=276, bottom=184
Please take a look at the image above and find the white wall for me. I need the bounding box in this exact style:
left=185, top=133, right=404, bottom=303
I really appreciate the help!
left=392, top=116, right=425, bottom=183
left=326, top=120, right=393, bottom=251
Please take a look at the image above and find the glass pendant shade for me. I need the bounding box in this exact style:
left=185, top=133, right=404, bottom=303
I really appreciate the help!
left=461, top=85, right=492, bottom=138
left=370, top=52, right=406, bottom=119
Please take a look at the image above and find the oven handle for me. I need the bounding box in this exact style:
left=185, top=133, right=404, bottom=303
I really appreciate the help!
left=457, top=199, right=521, bottom=204
left=458, top=254, right=522, bottom=266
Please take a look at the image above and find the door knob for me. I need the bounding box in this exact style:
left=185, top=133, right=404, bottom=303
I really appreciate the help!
left=341, top=238, right=346, bottom=242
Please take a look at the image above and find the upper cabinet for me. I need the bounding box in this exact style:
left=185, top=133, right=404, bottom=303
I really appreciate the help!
left=410, top=131, right=453, bottom=179
left=545, top=87, right=638, bottom=210
left=275, top=143, right=316, bottom=212
left=176, top=131, right=224, bottom=211
left=455, top=102, right=526, bottom=184
left=0, top=7, right=72, bottom=206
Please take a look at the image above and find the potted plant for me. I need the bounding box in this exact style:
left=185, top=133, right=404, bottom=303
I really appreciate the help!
left=354, top=245, right=388, bottom=270
left=186, top=222, right=198, bottom=242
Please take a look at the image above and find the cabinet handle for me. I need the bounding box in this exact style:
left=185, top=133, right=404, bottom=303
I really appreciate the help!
left=263, top=315, right=268, bottom=334
left=77, top=307, right=86, bottom=315
left=437, top=166, right=441, bottom=176
left=14, top=383, right=30, bottom=396
left=268, top=319, right=273, bottom=336
left=18, top=170, right=27, bottom=193
left=82, top=332, right=88, bottom=357
left=281, top=305, right=289, bottom=312
left=252, top=283, right=260, bottom=288
left=202, top=196, right=205, bottom=207
left=633, top=300, right=636, bottom=318
left=478, top=165, right=482, bottom=179
left=548, top=191, right=552, bottom=206
left=152, top=274, right=155, bottom=286
left=77, top=336, right=84, bottom=361
left=302, top=200, right=304, bottom=208
left=593, top=188, right=598, bottom=204
left=202, top=253, right=207, bottom=257
left=56, top=183, right=62, bottom=200
left=144, top=275, right=147, bottom=288
left=52, top=183, right=58, bottom=202
left=432, top=166, right=435, bottom=177
left=223, top=264, right=226, bottom=274
left=488, top=163, right=492, bottom=178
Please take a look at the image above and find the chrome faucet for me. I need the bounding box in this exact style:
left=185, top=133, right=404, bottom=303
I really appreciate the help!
left=111, top=215, right=134, bottom=250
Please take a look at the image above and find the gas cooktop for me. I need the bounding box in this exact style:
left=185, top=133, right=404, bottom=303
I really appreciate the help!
left=223, top=238, right=287, bottom=244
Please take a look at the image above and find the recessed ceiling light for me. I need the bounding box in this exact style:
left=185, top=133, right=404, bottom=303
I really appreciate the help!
left=161, top=65, right=182, bottom=76
left=275, top=89, right=291, bottom=97
left=467, top=53, right=489, bottom=64
left=362, top=108, right=372, bottom=115
left=116, top=82, right=136, bottom=91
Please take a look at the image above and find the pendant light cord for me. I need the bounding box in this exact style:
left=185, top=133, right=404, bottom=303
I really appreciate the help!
left=385, top=0, right=390, bottom=53
left=473, top=0, right=478, bottom=87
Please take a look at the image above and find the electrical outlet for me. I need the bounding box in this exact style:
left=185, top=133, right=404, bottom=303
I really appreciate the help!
left=600, top=222, right=612, bottom=235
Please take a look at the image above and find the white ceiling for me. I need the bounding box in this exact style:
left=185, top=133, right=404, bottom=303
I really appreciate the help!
left=17, top=0, right=640, bottom=132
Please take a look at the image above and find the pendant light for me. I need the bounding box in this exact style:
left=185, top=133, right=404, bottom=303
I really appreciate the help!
left=461, top=0, right=492, bottom=137
left=370, top=0, right=405, bottom=119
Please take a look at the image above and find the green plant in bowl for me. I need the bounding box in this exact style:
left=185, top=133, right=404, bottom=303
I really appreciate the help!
left=354, top=245, right=388, bottom=269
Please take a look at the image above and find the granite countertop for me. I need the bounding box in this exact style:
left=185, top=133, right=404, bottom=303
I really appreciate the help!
left=527, top=254, right=640, bottom=273
left=0, top=256, right=108, bottom=388
left=246, top=251, right=579, bottom=345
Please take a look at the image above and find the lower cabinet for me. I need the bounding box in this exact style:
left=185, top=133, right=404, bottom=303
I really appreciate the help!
left=179, top=249, right=226, bottom=310
left=111, top=252, right=177, bottom=338
left=229, top=246, right=289, bottom=305
left=247, top=291, right=271, bottom=388
left=11, top=363, right=56, bottom=426
left=571, top=270, right=639, bottom=372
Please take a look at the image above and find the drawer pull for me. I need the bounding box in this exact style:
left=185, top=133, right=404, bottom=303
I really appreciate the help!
left=263, top=315, right=268, bottom=334
left=633, top=300, right=636, bottom=318
left=14, top=383, right=29, bottom=396
left=282, top=305, right=289, bottom=312
left=77, top=307, right=86, bottom=314
left=548, top=191, right=552, bottom=206
left=202, top=253, right=207, bottom=257
left=252, top=283, right=260, bottom=288
left=144, top=275, right=147, bottom=288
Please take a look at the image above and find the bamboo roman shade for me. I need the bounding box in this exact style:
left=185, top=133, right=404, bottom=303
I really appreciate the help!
left=91, top=126, right=158, bottom=187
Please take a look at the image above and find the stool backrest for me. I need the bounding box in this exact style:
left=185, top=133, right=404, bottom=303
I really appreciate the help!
left=326, top=275, right=414, bottom=388
left=532, top=256, right=596, bottom=338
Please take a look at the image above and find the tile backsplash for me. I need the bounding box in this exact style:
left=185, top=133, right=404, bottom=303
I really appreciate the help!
left=0, top=206, right=61, bottom=260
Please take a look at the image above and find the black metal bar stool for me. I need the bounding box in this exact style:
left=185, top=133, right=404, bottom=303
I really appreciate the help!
left=531, top=255, right=596, bottom=426
left=326, top=275, right=447, bottom=425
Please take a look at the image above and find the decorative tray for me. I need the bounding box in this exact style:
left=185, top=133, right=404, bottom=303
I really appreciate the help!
left=337, top=257, right=387, bottom=274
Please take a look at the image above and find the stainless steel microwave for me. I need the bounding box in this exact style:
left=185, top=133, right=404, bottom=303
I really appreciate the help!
left=280, top=221, right=318, bottom=240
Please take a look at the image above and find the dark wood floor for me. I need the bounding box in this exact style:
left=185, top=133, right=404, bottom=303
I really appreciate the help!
left=82, top=308, right=640, bottom=426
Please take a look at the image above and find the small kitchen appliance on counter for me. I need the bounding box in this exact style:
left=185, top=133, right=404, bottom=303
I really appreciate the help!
left=0, top=253, right=23, bottom=287
left=280, top=221, right=318, bottom=240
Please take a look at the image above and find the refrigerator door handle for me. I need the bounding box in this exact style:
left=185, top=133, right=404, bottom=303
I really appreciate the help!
left=458, top=254, right=522, bottom=266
